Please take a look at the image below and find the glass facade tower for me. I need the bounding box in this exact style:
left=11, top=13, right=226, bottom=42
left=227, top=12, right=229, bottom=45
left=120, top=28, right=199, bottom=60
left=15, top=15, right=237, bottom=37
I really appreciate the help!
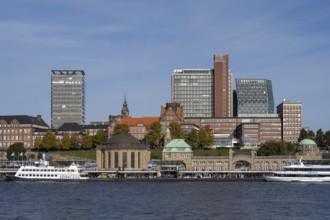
left=51, top=70, right=85, bottom=129
left=235, top=79, right=274, bottom=115
left=172, top=69, right=214, bottom=118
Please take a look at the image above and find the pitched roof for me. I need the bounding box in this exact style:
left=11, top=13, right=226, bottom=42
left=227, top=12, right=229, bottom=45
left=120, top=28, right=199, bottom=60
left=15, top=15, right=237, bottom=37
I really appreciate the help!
left=163, top=139, right=193, bottom=153
left=57, top=123, right=83, bottom=132
left=97, top=134, right=150, bottom=150
left=0, top=115, right=49, bottom=127
left=119, top=117, right=160, bottom=126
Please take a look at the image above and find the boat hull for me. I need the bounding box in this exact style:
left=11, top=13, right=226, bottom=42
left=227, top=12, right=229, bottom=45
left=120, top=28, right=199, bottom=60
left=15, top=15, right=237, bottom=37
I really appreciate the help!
left=265, top=176, right=330, bottom=182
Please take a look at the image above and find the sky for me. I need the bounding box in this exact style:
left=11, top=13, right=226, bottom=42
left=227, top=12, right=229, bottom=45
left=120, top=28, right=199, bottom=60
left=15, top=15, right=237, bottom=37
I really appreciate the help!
left=0, top=0, right=329, bottom=132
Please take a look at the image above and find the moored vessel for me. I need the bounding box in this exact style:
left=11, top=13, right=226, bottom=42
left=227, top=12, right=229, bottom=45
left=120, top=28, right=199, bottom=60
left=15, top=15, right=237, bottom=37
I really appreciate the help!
left=11, top=160, right=89, bottom=181
left=265, top=159, right=330, bottom=182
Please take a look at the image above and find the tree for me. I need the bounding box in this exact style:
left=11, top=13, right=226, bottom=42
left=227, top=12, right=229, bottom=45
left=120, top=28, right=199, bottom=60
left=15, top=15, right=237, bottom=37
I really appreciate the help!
left=315, top=129, right=325, bottom=148
left=34, top=136, right=43, bottom=149
left=41, top=130, right=57, bottom=150
left=113, top=124, right=130, bottom=135
left=82, top=134, right=93, bottom=149
left=61, top=133, right=71, bottom=150
left=325, top=130, right=330, bottom=147
left=7, top=142, right=26, bottom=160
left=70, top=133, right=81, bottom=149
left=146, top=122, right=162, bottom=148
left=169, top=122, right=185, bottom=139
left=257, top=141, right=295, bottom=156
left=93, top=129, right=107, bottom=146
left=186, top=129, right=199, bottom=149
left=197, top=126, right=214, bottom=149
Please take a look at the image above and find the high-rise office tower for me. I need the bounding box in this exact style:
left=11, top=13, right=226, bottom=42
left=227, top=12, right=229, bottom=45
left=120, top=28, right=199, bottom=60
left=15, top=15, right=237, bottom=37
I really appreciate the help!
left=172, top=69, right=214, bottom=117
left=171, top=54, right=232, bottom=118
left=235, top=79, right=274, bottom=116
left=214, top=54, right=232, bottom=117
left=51, top=70, right=85, bottom=129
left=277, top=100, right=302, bottom=143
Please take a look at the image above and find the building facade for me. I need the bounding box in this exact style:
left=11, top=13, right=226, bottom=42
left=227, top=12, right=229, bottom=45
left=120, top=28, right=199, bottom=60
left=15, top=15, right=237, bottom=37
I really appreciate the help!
left=51, top=70, right=85, bottom=129
left=277, top=100, right=302, bottom=143
left=171, top=54, right=232, bottom=118
left=235, top=79, right=274, bottom=116
left=0, top=115, right=49, bottom=149
left=172, top=69, right=214, bottom=118
left=184, top=116, right=282, bottom=146
left=214, top=54, right=232, bottom=117
left=96, top=134, right=151, bottom=170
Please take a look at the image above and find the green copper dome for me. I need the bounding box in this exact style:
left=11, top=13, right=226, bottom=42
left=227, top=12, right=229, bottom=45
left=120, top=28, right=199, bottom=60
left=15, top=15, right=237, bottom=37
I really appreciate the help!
left=299, top=139, right=316, bottom=145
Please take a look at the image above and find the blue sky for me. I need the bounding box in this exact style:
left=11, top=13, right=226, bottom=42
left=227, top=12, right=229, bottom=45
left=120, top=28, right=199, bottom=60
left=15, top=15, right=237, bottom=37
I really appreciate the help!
left=0, top=0, right=329, bottom=132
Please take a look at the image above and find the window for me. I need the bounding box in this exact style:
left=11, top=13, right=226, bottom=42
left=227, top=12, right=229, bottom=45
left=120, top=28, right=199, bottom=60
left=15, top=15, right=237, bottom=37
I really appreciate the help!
left=122, top=152, right=127, bottom=169
left=131, top=152, right=135, bottom=168
left=114, top=152, right=119, bottom=168
left=138, top=152, right=141, bottom=169
left=108, top=152, right=111, bottom=168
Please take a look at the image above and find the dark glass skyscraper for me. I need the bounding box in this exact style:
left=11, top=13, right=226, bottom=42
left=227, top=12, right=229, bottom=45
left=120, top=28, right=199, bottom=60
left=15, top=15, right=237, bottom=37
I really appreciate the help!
left=235, top=79, right=274, bottom=116
left=51, top=70, right=85, bottom=129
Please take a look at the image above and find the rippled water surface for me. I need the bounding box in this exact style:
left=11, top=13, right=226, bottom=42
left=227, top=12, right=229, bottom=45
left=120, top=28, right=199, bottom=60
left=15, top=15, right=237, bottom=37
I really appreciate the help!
left=0, top=180, right=329, bottom=220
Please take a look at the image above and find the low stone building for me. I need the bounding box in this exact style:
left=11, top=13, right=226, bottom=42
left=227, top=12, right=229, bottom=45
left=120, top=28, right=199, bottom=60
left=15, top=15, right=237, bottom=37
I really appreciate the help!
left=296, top=138, right=321, bottom=160
left=96, top=134, right=151, bottom=170
left=162, top=139, right=193, bottom=170
left=163, top=138, right=323, bottom=171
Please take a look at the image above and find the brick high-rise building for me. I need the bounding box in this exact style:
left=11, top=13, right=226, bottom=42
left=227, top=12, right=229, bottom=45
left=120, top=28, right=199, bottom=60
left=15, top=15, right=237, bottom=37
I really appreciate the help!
left=214, top=54, right=232, bottom=117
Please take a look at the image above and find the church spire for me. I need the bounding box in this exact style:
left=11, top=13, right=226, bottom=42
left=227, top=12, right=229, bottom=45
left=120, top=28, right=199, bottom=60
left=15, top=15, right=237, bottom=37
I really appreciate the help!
left=121, top=95, right=129, bottom=118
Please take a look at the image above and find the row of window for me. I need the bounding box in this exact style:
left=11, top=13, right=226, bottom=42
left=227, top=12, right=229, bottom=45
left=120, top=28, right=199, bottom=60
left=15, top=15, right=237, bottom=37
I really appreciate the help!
left=18, top=174, right=59, bottom=177
left=21, top=169, right=75, bottom=172
left=0, top=129, right=31, bottom=134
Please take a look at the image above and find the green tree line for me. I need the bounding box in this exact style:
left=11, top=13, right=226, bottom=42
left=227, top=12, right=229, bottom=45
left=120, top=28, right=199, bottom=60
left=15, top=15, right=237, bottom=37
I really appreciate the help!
left=34, top=129, right=106, bottom=151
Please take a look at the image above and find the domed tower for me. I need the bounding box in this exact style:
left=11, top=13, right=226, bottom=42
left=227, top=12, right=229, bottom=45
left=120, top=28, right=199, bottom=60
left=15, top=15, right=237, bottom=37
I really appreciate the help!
left=121, top=95, right=129, bottom=118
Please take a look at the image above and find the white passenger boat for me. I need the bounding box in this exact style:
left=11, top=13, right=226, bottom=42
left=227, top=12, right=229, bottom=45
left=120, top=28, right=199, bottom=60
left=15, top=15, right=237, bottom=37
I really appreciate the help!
left=13, top=160, right=89, bottom=181
left=265, top=159, right=330, bottom=182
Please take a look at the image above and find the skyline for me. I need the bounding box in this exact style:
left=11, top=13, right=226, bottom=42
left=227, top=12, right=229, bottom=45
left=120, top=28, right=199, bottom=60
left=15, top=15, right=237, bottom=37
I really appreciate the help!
left=0, top=1, right=330, bottom=131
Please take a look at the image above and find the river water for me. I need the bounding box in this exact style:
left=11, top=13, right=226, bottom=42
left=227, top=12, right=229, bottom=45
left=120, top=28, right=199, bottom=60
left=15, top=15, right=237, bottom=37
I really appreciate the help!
left=0, top=180, right=329, bottom=220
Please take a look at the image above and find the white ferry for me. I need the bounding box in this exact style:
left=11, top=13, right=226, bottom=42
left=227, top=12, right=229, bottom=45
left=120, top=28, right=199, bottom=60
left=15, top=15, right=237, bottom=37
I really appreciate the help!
left=265, top=159, right=330, bottom=182
left=13, top=160, right=89, bottom=181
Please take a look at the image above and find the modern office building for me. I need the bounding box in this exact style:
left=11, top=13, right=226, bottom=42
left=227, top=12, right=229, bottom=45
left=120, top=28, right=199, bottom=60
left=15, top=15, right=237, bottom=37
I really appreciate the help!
left=171, top=54, right=232, bottom=118
left=277, top=100, right=302, bottom=143
left=235, top=79, right=274, bottom=116
left=172, top=69, right=214, bottom=117
left=51, top=70, right=85, bottom=129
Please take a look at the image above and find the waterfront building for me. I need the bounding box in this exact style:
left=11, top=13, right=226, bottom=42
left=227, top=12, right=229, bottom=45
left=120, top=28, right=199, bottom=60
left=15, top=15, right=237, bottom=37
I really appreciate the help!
left=171, top=54, right=232, bottom=118
left=235, top=79, right=274, bottom=116
left=0, top=115, right=49, bottom=149
left=162, top=139, right=193, bottom=169
left=277, top=100, right=302, bottom=143
left=51, top=70, right=85, bottom=129
left=96, top=134, right=151, bottom=170
left=296, top=139, right=321, bottom=160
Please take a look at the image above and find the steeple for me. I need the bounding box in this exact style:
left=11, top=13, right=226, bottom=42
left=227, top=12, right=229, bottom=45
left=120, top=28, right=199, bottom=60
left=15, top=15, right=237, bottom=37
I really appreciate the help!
left=121, top=95, right=129, bottom=118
